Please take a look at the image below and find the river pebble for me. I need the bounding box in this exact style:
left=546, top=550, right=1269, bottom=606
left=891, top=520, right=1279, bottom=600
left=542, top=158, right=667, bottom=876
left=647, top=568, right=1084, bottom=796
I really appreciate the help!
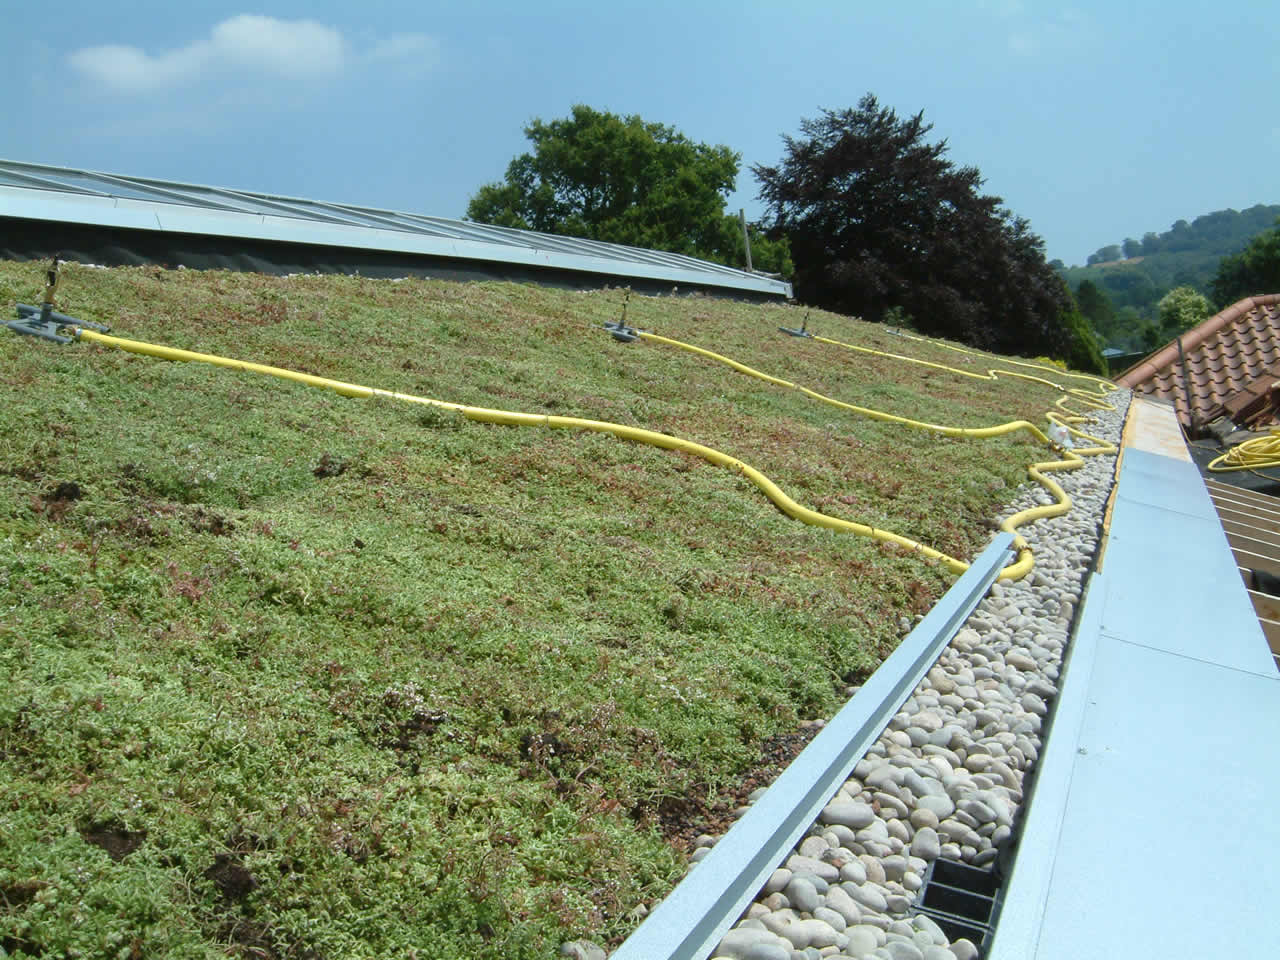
left=909, top=826, right=940, bottom=861
left=666, top=391, right=1129, bottom=960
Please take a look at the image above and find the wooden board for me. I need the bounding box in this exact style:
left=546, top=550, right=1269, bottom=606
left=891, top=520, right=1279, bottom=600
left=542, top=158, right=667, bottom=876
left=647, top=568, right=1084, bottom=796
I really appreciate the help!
left=1258, top=615, right=1280, bottom=657
left=1206, top=478, right=1280, bottom=510
left=1215, top=505, right=1280, bottom=540
left=1210, top=491, right=1280, bottom=524
left=1232, top=545, right=1280, bottom=579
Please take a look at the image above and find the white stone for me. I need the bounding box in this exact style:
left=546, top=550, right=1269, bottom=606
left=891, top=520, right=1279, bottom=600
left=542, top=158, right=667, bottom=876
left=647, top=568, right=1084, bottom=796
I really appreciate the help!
left=916, top=794, right=954, bottom=819
left=714, top=927, right=791, bottom=960
left=814, top=906, right=848, bottom=933
left=821, top=801, right=876, bottom=830
left=786, top=854, right=839, bottom=883
left=845, top=926, right=882, bottom=958
left=764, top=868, right=791, bottom=895
left=1005, top=651, right=1037, bottom=672
left=840, top=859, right=868, bottom=884
left=844, top=882, right=888, bottom=913
left=910, top=826, right=941, bottom=861
left=799, top=835, right=830, bottom=858
left=785, top=875, right=820, bottom=914
left=824, top=884, right=862, bottom=926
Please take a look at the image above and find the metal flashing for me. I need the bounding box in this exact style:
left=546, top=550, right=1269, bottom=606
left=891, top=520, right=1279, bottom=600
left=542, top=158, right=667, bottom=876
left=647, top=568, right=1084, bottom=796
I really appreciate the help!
left=1111, top=447, right=1217, bottom=521
left=1103, top=454, right=1275, bottom=676
left=1119, top=395, right=1192, bottom=461
left=985, top=569, right=1107, bottom=960
left=0, top=159, right=793, bottom=298
left=990, top=400, right=1280, bottom=960
left=1022, top=637, right=1280, bottom=958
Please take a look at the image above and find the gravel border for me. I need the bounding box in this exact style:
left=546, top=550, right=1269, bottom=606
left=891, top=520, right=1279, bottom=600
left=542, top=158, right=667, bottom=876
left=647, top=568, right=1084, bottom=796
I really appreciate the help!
left=682, top=392, right=1131, bottom=960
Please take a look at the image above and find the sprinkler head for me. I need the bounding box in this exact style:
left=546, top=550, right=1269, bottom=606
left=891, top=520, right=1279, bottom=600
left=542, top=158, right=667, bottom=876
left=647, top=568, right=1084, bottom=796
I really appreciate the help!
left=780, top=313, right=812, bottom=338
left=603, top=321, right=639, bottom=343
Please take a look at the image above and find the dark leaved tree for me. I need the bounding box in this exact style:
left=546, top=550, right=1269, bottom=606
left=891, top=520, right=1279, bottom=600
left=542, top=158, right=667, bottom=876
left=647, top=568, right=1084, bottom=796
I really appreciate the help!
left=752, top=95, right=1096, bottom=366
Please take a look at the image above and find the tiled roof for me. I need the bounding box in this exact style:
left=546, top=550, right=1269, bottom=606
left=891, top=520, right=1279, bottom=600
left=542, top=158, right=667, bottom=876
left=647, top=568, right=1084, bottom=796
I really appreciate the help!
left=1114, top=295, right=1280, bottom=434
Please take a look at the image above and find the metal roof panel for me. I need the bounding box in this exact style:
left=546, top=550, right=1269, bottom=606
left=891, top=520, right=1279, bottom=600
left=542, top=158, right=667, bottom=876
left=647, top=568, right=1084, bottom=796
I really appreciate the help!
left=0, top=159, right=792, bottom=298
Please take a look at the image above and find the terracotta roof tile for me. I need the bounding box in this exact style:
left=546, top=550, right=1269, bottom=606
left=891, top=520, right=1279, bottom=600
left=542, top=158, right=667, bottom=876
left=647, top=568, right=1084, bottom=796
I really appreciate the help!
left=1115, top=295, right=1280, bottom=434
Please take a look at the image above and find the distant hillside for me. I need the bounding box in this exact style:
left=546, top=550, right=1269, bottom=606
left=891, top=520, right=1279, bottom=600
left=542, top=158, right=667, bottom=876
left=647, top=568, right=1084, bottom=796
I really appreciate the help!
left=1057, top=204, right=1280, bottom=322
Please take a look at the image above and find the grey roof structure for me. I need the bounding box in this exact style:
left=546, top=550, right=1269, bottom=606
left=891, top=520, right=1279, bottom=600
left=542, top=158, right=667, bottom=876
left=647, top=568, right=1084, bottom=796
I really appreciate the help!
left=989, top=397, right=1280, bottom=960
left=0, top=159, right=791, bottom=298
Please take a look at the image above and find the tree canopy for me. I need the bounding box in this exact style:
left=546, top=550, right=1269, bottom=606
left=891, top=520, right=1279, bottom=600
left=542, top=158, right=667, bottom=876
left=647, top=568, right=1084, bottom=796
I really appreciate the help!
left=1066, top=205, right=1280, bottom=306
left=1212, top=219, right=1280, bottom=305
left=1075, top=279, right=1117, bottom=339
left=465, top=105, right=790, bottom=274
left=752, top=95, right=1089, bottom=364
left=1157, top=285, right=1213, bottom=338
left=1087, top=244, right=1123, bottom=266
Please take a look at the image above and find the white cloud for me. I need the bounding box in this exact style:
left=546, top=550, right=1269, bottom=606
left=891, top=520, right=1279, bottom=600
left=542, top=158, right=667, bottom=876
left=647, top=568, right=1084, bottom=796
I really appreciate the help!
left=69, top=44, right=200, bottom=94
left=368, top=32, right=440, bottom=65
left=68, top=16, right=434, bottom=95
left=209, top=15, right=345, bottom=75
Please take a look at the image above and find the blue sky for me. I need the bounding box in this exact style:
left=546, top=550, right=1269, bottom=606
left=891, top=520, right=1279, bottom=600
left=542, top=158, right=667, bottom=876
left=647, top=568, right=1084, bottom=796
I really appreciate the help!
left=3, top=1, right=1276, bottom=266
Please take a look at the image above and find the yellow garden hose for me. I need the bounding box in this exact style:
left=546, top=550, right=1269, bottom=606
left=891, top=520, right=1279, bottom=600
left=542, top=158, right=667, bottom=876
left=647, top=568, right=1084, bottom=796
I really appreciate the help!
left=814, top=332, right=1116, bottom=416
left=12, top=257, right=1123, bottom=587
left=67, top=326, right=972, bottom=575
left=635, top=332, right=1117, bottom=581
left=52, top=316, right=1118, bottom=583
left=1207, top=432, right=1280, bottom=473
left=891, top=328, right=1115, bottom=392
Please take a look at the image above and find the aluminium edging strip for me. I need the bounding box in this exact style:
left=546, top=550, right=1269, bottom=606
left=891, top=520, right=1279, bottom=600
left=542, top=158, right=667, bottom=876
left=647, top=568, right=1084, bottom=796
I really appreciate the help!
left=982, top=567, right=1106, bottom=959
left=611, top=532, right=1017, bottom=960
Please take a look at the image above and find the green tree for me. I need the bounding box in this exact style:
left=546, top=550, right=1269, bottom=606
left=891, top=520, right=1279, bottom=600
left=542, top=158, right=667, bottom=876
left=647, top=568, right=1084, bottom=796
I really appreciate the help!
left=466, top=105, right=743, bottom=264
left=1061, top=307, right=1107, bottom=375
left=1122, top=237, right=1142, bottom=259
left=1157, top=285, right=1212, bottom=339
left=1139, top=319, right=1162, bottom=351
left=1167, top=219, right=1193, bottom=252
left=1087, top=244, right=1123, bottom=265
left=752, top=94, right=1094, bottom=366
left=1074, top=279, right=1117, bottom=341
left=711, top=215, right=794, bottom=277
left=1212, top=220, right=1280, bottom=305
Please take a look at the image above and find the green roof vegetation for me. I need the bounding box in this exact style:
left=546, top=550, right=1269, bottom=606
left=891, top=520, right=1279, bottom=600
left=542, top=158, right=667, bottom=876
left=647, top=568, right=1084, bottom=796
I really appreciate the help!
left=2, top=261, right=1076, bottom=958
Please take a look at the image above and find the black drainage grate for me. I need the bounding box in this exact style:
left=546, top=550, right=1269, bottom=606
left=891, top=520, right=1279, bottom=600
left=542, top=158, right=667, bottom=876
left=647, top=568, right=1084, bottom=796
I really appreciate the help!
left=912, top=858, right=1001, bottom=955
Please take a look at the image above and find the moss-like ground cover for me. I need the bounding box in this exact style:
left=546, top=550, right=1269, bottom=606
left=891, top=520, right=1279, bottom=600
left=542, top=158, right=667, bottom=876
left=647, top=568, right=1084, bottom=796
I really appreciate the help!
left=1, top=261, right=1066, bottom=957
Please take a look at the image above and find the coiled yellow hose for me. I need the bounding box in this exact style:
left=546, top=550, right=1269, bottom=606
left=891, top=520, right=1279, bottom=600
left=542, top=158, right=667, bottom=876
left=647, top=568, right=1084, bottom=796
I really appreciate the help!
left=1208, top=432, right=1280, bottom=472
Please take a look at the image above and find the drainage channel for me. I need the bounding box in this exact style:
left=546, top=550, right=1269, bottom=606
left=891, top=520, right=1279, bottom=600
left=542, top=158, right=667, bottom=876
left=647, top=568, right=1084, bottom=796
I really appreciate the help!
left=603, top=391, right=1129, bottom=960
